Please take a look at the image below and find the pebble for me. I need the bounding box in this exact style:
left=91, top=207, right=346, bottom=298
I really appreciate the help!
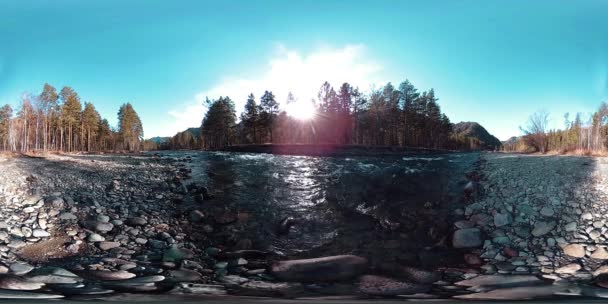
left=32, top=229, right=49, bottom=238
left=10, top=263, right=34, bottom=275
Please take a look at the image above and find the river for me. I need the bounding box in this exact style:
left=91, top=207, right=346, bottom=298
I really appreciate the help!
left=155, top=151, right=480, bottom=270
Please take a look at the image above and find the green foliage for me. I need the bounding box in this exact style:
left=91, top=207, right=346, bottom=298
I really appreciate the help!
left=118, top=103, right=144, bottom=151
left=201, top=96, right=236, bottom=149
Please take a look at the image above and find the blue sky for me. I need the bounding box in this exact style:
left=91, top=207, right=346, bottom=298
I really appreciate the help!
left=1, top=0, right=607, bottom=140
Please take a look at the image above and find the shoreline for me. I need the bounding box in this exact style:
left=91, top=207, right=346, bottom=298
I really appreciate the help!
left=218, top=144, right=460, bottom=157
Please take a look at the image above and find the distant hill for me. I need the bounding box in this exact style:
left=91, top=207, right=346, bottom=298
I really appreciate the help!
left=148, top=136, right=170, bottom=144
left=182, top=127, right=200, bottom=139
left=452, top=122, right=502, bottom=150
left=502, top=136, right=520, bottom=146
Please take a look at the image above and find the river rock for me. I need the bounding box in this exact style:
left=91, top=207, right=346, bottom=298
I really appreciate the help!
left=25, top=267, right=82, bottom=284
left=531, top=221, right=556, bottom=237
left=189, top=210, right=205, bottom=222
left=539, top=207, right=554, bottom=217
left=0, top=289, right=63, bottom=299
left=10, top=263, right=34, bottom=275
left=87, top=233, right=105, bottom=242
left=455, top=275, right=541, bottom=287
left=0, top=275, right=45, bottom=290
left=166, top=269, right=202, bottom=282
left=59, top=212, right=77, bottom=220
left=128, top=217, right=147, bottom=226
left=270, top=255, right=368, bottom=282
left=163, top=246, right=194, bottom=262
left=95, top=222, right=114, bottom=232
left=31, top=229, right=50, bottom=238
left=357, top=275, right=430, bottom=296
left=564, top=222, right=577, bottom=232
left=555, top=263, right=581, bottom=274
left=494, top=213, right=511, bottom=227
left=44, top=196, right=64, bottom=209
left=563, top=244, right=586, bottom=258
left=75, top=270, right=136, bottom=281
left=99, top=241, right=120, bottom=251
left=454, top=285, right=562, bottom=300
left=453, top=228, right=483, bottom=248
left=591, top=248, right=608, bottom=260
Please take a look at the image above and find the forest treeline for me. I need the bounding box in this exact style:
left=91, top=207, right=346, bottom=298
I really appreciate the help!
left=0, top=83, right=147, bottom=153
left=505, top=102, right=608, bottom=154
left=160, top=80, right=499, bottom=151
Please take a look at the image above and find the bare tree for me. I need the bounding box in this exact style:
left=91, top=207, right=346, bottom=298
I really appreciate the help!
left=521, top=110, right=550, bottom=153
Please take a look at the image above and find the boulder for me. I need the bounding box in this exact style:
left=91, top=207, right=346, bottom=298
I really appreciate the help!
left=555, top=263, right=581, bottom=274
left=563, top=244, right=585, bottom=258
left=453, top=228, right=483, bottom=248
left=270, top=255, right=368, bottom=282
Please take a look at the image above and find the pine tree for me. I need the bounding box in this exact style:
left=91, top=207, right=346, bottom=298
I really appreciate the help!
left=118, top=103, right=143, bottom=151
left=241, top=93, right=259, bottom=144
left=259, top=90, right=279, bottom=142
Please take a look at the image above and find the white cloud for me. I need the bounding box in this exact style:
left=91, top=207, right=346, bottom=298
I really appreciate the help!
left=163, top=44, right=384, bottom=136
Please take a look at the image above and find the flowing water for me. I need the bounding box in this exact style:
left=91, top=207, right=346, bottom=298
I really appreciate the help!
left=157, top=151, right=480, bottom=268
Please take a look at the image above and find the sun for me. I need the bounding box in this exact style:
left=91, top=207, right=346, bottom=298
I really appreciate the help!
left=286, top=100, right=316, bottom=120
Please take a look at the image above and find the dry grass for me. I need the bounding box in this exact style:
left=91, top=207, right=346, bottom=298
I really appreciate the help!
left=545, top=148, right=608, bottom=157
left=16, top=236, right=77, bottom=263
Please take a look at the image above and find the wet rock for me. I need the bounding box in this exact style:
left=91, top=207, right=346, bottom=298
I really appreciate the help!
left=163, top=245, right=194, bottom=262
left=96, top=215, right=110, bottom=223
left=220, top=275, right=249, bottom=286
left=99, top=241, right=120, bottom=251
left=87, top=233, right=105, bottom=242
left=25, top=267, right=81, bottom=284
left=189, top=210, right=205, bottom=222
left=493, top=213, right=511, bottom=227
left=166, top=269, right=202, bottom=282
left=128, top=217, right=147, bottom=226
left=531, top=221, right=556, bottom=237
left=95, top=222, right=114, bottom=232
left=101, top=281, right=159, bottom=292
left=539, top=206, right=555, bottom=217
left=594, top=265, right=608, bottom=277
left=47, top=284, right=113, bottom=296
left=32, top=229, right=49, bottom=238
left=59, top=212, right=77, bottom=220
left=171, top=283, right=227, bottom=295
left=277, top=217, right=298, bottom=235
left=357, top=275, right=430, bottom=296
left=455, top=275, right=541, bottom=287
left=591, top=247, right=608, bottom=260
left=10, top=263, right=34, bottom=275
left=0, top=275, right=45, bottom=290
left=555, top=263, right=581, bottom=274
left=563, top=244, right=586, bottom=258
left=454, top=284, right=564, bottom=300
left=44, top=196, right=65, bottom=209
left=75, top=270, right=136, bottom=281
left=453, top=228, right=483, bottom=248
left=0, top=289, right=63, bottom=299
left=270, top=255, right=368, bottom=282
left=564, top=222, right=577, bottom=232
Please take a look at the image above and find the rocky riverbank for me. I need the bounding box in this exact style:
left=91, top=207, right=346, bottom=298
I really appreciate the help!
left=449, top=153, right=608, bottom=299
left=2, top=151, right=608, bottom=300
